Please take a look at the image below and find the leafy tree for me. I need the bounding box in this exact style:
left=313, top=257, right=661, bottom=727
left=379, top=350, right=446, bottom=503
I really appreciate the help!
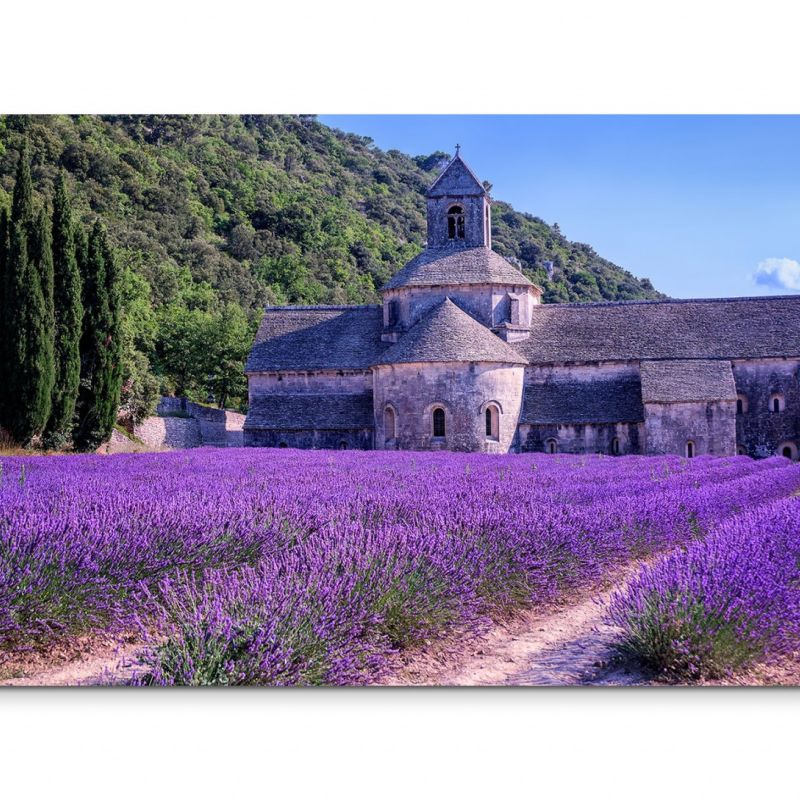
left=153, top=302, right=252, bottom=408
left=44, top=173, right=83, bottom=447
left=119, top=349, right=160, bottom=427
left=154, top=305, right=210, bottom=399
left=206, top=304, right=252, bottom=408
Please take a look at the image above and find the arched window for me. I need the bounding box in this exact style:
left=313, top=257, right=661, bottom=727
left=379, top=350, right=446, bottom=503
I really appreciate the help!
left=736, top=394, right=748, bottom=415
left=686, top=441, right=695, bottom=458
left=484, top=404, right=499, bottom=440
left=432, top=407, right=446, bottom=437
left=384, top=406, right=396, bottom=443
left=447, top=205, right=465, bottom=240
left=778, top=441, right=797, bottom=461
left=546, top=438, right=558, bottom=454
left=611, top=437, right=620, bottom=455
left=737, top=445, right=747, bottom=456
left=278, top=442, right=288, bottom=449
left=338, top=441, right=348, bottom=450
left=770, top=393, right=785, bottom=413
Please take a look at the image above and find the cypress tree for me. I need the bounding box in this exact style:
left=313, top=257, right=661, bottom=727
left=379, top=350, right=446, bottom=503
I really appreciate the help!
left=44, top=173, right=83, bottom=448
left=99, top=226, right=124, bottom=439
left=74, top=222, right=122, bottom=450
left=0, top=205, right=9, bottom=430
left=11, top=141, right=34, bottom=229
left=2, top=143, right=55, bottom=445
left=31, top=207, right=56, bottom=424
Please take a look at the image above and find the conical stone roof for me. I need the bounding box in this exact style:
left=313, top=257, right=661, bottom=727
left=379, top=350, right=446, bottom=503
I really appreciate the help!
left=383, top=246, right=533, bottom=290
left=375, top=298, right=528, bottom=366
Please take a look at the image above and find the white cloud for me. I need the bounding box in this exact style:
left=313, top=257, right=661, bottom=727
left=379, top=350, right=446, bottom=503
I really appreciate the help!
left=752, top=257, right=800, bottom=292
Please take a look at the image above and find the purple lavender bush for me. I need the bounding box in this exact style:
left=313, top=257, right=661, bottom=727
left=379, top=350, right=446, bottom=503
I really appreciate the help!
left=1, top=450, right=799, bottom=684
left=608, top=494, right=800, bottom=679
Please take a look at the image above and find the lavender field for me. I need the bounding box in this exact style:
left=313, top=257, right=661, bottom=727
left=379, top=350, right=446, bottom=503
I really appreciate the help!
left=1, top=450, right=798, bottom=685
left=609, top=493, right=800, bottom=680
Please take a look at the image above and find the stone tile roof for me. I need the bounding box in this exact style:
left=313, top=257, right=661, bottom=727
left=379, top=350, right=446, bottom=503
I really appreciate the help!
left=377, top=298, right=528, bottom=366
left=244, top=394, right=374, bottom=430
left=520, top=374, right=644, bottom=424
left=245, top=305, right=387, bottom=372
left=516, top=295, right=800, bottom=363
left=384, top=246, right=533, bottom=290
left=426, top=154, right=486, bottom=197
left=640, top=359, right=737, bottom=403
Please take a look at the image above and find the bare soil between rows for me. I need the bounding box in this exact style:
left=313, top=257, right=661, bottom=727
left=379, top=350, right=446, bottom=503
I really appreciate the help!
left=0, top=633, right=143, bottom=687
left=380, top=562, right=654, bottom=687
left=2, top=560, right=797, bottom=687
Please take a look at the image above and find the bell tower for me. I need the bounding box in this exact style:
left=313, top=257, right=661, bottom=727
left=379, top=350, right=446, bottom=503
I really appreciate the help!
left=426, top=147, right=491, bottom=249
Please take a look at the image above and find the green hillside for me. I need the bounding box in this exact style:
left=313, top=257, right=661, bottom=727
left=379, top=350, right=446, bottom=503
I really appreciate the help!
left=0, top=115, right=663, bottom=411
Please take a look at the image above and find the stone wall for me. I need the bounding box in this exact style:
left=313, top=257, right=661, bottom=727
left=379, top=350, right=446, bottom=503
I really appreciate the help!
left=519, top=422, right=643, bottom=455
left=135, top=397, right=246, bottom=449
left=643, top=400, right=737, bottom=456
left=384, top=283, right=539, bottom=332
left=242, top=428, right=372, bottom=450
left=134, top=416, right=202, bottom=450
left=372, top=361, right=525, bottom=453
left=242, top=357, right=800, bottom=458
left=733, top=359, right=800, bottom=458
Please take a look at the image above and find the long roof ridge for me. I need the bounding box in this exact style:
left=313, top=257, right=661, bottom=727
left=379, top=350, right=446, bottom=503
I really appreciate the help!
left=262, top=304, right=380, bottom=312
left=543, top=294, right=800, bottom=309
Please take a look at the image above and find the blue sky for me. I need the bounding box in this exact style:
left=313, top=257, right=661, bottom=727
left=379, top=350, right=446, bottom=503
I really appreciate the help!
left=320, top=115, right=800, bottom=299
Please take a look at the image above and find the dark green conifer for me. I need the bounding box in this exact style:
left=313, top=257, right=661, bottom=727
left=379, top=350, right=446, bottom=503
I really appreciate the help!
left=31, top=207, right=56, bottom=418
left=10, top=141, right=33, bottom=228
left=2, top=143, right=55, bottom=444
left=45, top=173, right=83, bottom=447
left=73, top=222, right=122, bottom=450
left=0, top=205, right=10, bottom=428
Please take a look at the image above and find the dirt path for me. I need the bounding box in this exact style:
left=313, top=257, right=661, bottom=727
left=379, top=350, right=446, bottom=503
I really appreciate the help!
left=0, top=639, right=144, bottom=687
left=3, top=573, right=646, bottom=687
left=383, top=564, right=651, bottom=687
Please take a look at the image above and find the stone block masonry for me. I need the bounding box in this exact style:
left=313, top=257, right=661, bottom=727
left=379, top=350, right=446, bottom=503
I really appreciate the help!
left=133, top=397, right=246, bottom=450
left=134, top=416, right=202, bottom=450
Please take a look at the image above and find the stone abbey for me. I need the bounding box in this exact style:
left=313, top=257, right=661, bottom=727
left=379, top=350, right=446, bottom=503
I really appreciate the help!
left=244, top=152, right=800, bottom=459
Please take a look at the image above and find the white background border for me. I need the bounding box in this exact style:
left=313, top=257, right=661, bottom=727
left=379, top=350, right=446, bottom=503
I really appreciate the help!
left=3, top=1, right=800, bottom=796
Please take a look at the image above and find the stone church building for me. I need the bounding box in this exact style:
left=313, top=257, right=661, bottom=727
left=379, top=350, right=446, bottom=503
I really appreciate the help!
left=244, top=152, right=800, bottom=459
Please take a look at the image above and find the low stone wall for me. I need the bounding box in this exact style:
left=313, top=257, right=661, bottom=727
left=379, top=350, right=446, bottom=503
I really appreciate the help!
left=132, top=397, right=246, bottom=450
left=134, top=416, right=202, bottom=450
left=97, top=428, right=148, bottom=455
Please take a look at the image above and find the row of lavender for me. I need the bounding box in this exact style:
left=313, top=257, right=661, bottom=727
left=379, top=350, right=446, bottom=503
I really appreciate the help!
left=609, top=493, right=800, bottom=679
left=0, top=451, right=798, bottom=684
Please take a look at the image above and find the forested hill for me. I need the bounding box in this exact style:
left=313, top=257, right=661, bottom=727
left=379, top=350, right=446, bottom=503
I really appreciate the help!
left=0, top=115, right=663, bottom=411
